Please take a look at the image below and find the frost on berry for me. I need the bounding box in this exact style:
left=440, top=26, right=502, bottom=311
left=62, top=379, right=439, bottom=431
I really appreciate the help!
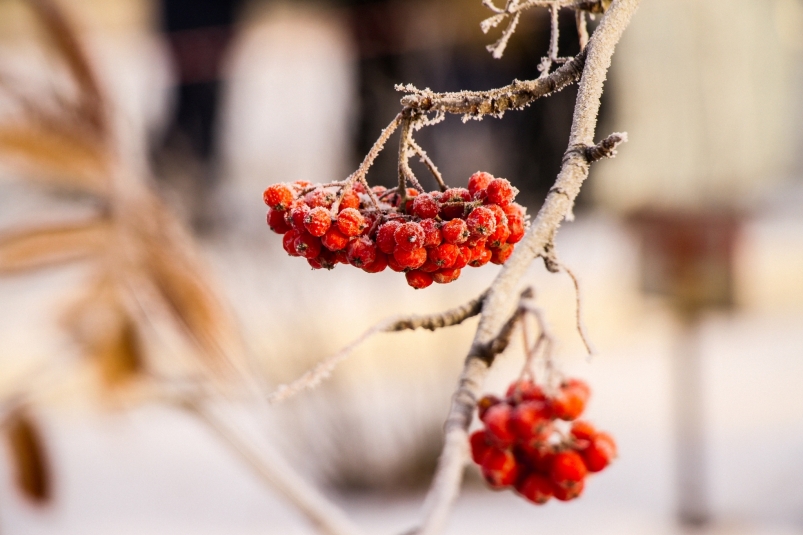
left=339, top=190, right=361, bottom=211
left=283, top=230, right=301, bottom=257
left=394, top=246, right=427, bottom=270
left=468, top=246, right=492, bottom=267
left=304, top=206, right=332, bottom=237
left=411, top=193, right=440, bottom=219
left=305, top=188, right=336, bottom=208
left=405, top=269, right=433, bottom=289
left=377, top=220, right=402, bottom=254
left=290, top=204, right=311, bottom=232
left=267, top=208, right=292, bottom=234
left=420, top=218, right=442, bottom=248
left=467, top=206, right=496, bottom=237
left=337, top=208, right=367, bottom=237
left=346, top=237, right=377, bottom=268
left=468, top=171, right=494, bottom=196
left=441, top=218, right=469, bottom=244
left=490, top=243, right=515, bottom=265
left=294, top=232, right=322, bottom=259
left=507, top=214, right=526, bottom=244
left=428, top=243, right=458, bottom=269
left=263, top=183, right=295, bottom=211
left=453, top=245, right=470, bottom=269
left=486, top=178, right=517, bottom=207
left=394, top=222, right=425, bottom=252
left=321, top=227, right=350, bottom=252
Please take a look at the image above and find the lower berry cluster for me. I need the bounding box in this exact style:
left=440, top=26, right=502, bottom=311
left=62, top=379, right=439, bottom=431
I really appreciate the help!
left=263, top=172, right=528, bottom=289
left=471, top=378, right=616, bottom=504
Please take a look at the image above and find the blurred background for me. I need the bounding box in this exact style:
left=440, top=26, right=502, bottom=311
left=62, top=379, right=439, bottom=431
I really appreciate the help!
left=0, top=0, right=802, bottom=533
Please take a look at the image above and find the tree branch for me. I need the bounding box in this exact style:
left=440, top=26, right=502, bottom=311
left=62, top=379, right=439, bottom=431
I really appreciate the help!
left=411, top=1, right=640, bottom=533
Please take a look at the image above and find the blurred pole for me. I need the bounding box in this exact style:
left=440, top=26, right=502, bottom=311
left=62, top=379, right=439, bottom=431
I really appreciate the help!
left=630, top=211, right=739, bottom=530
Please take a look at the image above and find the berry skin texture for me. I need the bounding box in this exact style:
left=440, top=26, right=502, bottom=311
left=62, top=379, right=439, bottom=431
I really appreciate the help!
left=441, top=218, right=469, bottom=244
left=482, top=403, right=516, bottom=447
left=394, top=246, right=427, bottom=270
left=550, top=451, right=588, bottom=489
left=433, top=267, right=461, bottom=284
left=290, top=204, right=311, bottom=232
left=468, top=171, right=494, bottom=196
left=552, top=380, right=590, bottom=421
left=552, top=478, right=585, bottom=501
left=304, top=206, right=332, bottom=237
left=263, top=183, right=295, bottom=211
left=387, top=253, right=406, bottom=273
left=305, top=188, right=336, bottom=208
left=420, top=218, right=442, bottom=248
left=337, top=208, right=367, bottom=237
left=405, top=269, right=433, bottom=289
left=481, top=447, right=520, bottom=488
left=470, top=430, right=492, bottom=464
left=294, top=232, right=322, bottom=259
left=376, top=221, right=402, bottom=254
left=516, top=474, right=554, bottom=504
left=283, top=231, right=301, bottom=256
left=321, top=227, right=350, bottom=252
left=267, top=208, right=293, bottom=234
left=429, top=243, right=458, bottom=268
left=411, top=193, right=440, bottom=219
left=506, top=379, right=547, bottom=403
left=453, top=245, right=470, bottom=269
left=346, top=237, right=377, bottom=268
left=486, top=178, right=517, bottom=207
left=440, top=187, right=472, bottom=203
left=469, top=246, right=492, bottom=267
left=570, top=421, right=597, bottom=443
left=362, top=252, right=388, bottom=273
left=395, top=222, right=426, bottom=251
left=339, top=191, right=361, bottom=211
left=511, top=401, right=552, bottom=443
left=507, top=214, right=526, bottom=244
left=467, top=206, right=497, bottom=237
left=582, top=432, right=617, bottom=472
left=491, top=243, right=515, bottom=265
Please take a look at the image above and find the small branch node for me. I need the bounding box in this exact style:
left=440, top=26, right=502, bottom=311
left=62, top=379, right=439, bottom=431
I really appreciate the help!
left=585, top=131, right=628, bottom=162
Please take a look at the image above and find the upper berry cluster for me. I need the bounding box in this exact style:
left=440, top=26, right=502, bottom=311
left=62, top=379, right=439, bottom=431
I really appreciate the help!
left=263, top=172, right=528, bottom=289
left=471, top=378, right=617, bottom=504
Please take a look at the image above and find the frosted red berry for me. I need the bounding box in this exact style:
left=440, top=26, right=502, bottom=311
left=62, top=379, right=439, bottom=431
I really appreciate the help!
left=394, top=246, right=427, bottom=270
left=491, top=243, right=515, bottom=265
left=411, top=193, right=440, bottom=219
left=420, top=218, right=442, bottom=248
left=481, top=447, right=520, bottom=488
left=453, top=245, right=470, bottom=269
left=428, top=243, right=458, bottom=269
left=467, top=206, right=496, bottom=237
left=263, top=183, right=295, bottom=211
left=267, top=208, right=293, bottom=234
left=405, top=269, right=433, bottom=289
left=507, top=214, right=526, bottom=244
left=290, top=204, right=311, bottom=232
left=486, top=178, right=517, bottom=207
left=304, top=206, right=332, bottom=237
left=376, top=221, right=402, bottom=254
left=294, top=232, right=322, bottom=259
left=468, top=171, right=494, bottom=196
left=337, top=208, right=366, bottom=237
left=433, top=267, right=461, bottom=284
left=346, top=237, right=377, bottom=268
left=482, top=403, right=516, bottom=447
left=283, top=230, right=300, bottom=256
left=339, top=190, right=361, bottom=211
left=516, top=474, right=554, bottom=504
left=305, top=188, right=336, bottom=208
left=362, top=252, right=388, bottom=273
left=441, top=218, right=469, bottom=244
left=469, top=246, right=492, bottom=267
left=394, top=222, right=426, bottom=252
left=321, top=227, right=350, bottom=252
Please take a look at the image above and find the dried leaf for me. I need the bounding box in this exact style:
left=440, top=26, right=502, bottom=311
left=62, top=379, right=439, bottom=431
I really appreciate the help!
left=5, top=410, right=51, bottom=504
left=0, top=218, right=111, bottom=274
left=0, top=123, right=109, bottom=195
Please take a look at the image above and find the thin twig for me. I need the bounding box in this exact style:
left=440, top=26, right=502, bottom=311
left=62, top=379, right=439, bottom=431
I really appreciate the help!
left=411, top=1, right=639, bottom=533
left=409, top=139, right=447, bottom=192
left=576, top=9, right=589, bottom=50
left=585, top=131, right=628, bottom=162
left=267, top=292, right=487, bottom=405
left=176, top=396, right=363, bottom=535
left=397, top=114, right=415, bottom=207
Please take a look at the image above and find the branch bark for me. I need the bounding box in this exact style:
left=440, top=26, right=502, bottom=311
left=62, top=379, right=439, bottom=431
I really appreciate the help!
left=411, top=1, right=640, bottom=533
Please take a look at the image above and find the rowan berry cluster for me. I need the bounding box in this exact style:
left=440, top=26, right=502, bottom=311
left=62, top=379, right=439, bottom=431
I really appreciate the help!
left=263, top=172, right=528, bottom=289
left=470, top=378, right=616, bottom=504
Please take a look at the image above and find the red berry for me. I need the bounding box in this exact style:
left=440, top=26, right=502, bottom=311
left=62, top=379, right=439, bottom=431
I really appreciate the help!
left=376, top=221, right=402, bottom=254
left=346, top=237, right=377, bottom=268
left=305, top=188, right=336, bottom=208
left=322, top=227, right=350, bottom=252
left=552, top=478, right=585, bottom=501
left=482, top=403, right=516, bottom=447
left=570, top=421, right=597, bottom=443
left=290, top=204, right=311, bottom=232
left=486, top=178, right=517, bottom=207
left=394, top=246, right=427, bottom=270
left=551, top=379, right=590, bottom=421
left=304, top=206, right=332, bottom=237
left=481, top=447, right=520, bottom=488
left=507, top=214, right=526, bottom=244
left=468, top=246, right=492, bottom=267
left=467, top=206, right=496, bottom=237
left=309, top=249, right=337, bottom=270
left=468, top=171, right=494, bottom=196
left=465, top=234, right=487, bottom=248
left=394, top=222, right=426, bottom=251
left=362, top=252, right=389, bottom=273
left=372, top=185, right=388, bottom=196
left=441, top=218, right=469, bottom=244
left=411, top=193, right=440, bottom=219
left=511, top=401, right=553, bottom=443
left=387, top=253, right=406, bottom=272
left=490, top=243, right=514, bottom=264
left=453, top=245, right=470, bottom=269
left=503, top=202, right=526, bottom=219
left=433, top=267, right=461, bottom=284
left=337, top=208, right=367, bottom=237
left=506, top=380, right=547, bottom=403
left=470, top=430, right=492, bottom=464
left=550, top=451, right=587, bottom=489
left=420, top=258, right=440, bottom=273
left=294, top=232, right=322, bottom=259
left=582, top=432, right=617, bottom=472
left=267, top=208, right=292, bottom=234
left=516, top=473, right=554, bottom=504
left=263, top=183, right=295, bottom=210
left=428, top=243, right=458, bottom=269
left=405, top=269, right=433, bottom=289
left=440, top=187, right=472, bottom=203
left=420, top=218, right=442, bottom=247
left=282, top=230, right=301, bottom=256
left=339, top=191, right=361, bottom=211
left=477, top=395, right=502, bottom=420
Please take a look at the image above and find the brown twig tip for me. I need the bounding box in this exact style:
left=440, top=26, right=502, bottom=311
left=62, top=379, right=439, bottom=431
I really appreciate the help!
left=585, top=131, right=628, bottom=162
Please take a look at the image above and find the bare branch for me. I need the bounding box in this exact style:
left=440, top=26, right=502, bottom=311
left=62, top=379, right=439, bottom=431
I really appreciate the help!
left=576, top=9, right=589, bottom=50
left=176, top=397, right=363, bottom=535
left=487, top=11, right=521, bottom=59
left=400, top=51, right=586, bottom=119
left=267, top=292, right=487, bottom=405
left=409, top=139, right=447, bottom=192
left=412, top=1, right=640, bottom=533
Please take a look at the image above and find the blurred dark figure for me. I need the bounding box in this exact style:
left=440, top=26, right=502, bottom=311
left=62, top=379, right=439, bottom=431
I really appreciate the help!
left=156, top=0, right=243, bottom=232
left=342, top=0, right=594, bottom=210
